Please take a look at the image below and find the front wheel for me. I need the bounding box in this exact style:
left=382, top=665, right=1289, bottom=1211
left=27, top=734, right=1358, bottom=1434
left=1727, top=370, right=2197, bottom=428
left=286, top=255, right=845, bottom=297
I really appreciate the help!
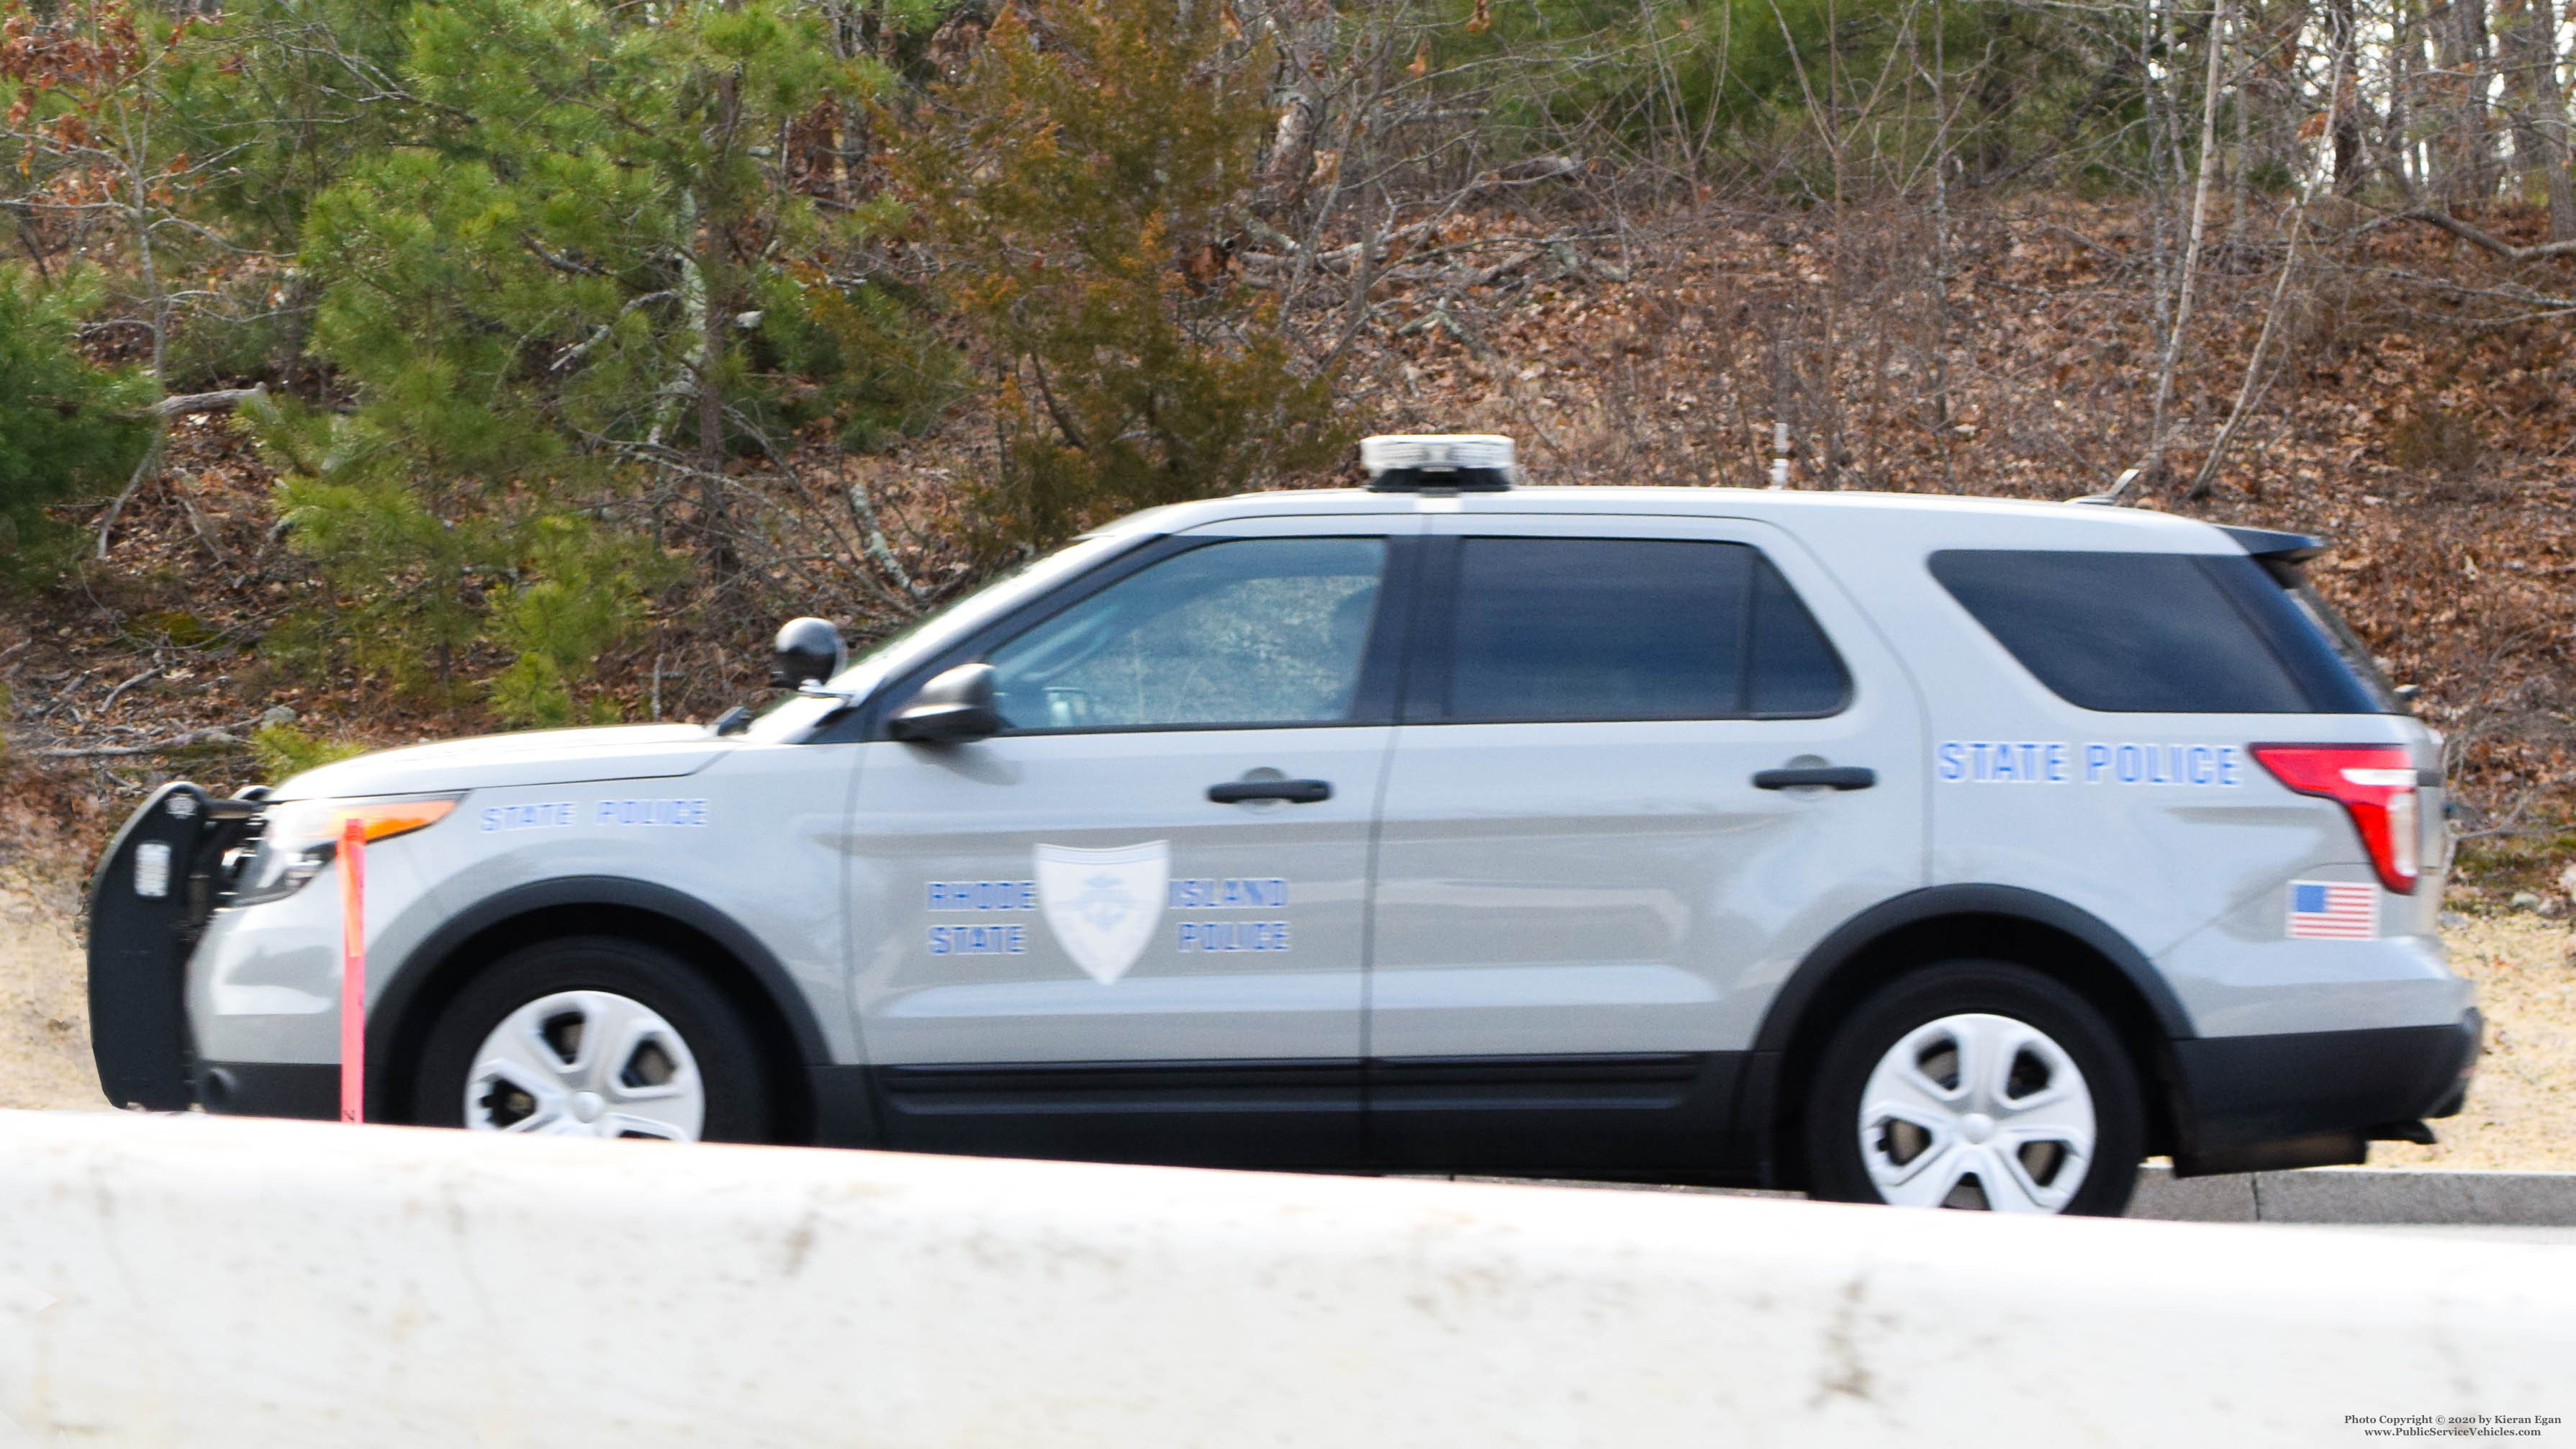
left=1801, top=962, right=2143, bottom=1216
left=412, top=936, right=772, bottom=1142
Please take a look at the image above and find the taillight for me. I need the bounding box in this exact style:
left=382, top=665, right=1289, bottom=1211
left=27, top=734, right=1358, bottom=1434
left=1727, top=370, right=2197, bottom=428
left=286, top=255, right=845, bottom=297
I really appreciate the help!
left=2251, top=744, right=2421, bottom=893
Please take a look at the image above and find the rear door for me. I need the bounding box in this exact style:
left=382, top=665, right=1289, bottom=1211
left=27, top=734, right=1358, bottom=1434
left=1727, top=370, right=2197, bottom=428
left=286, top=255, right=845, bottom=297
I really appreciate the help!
left=1367, top=513, right=1927, bottom=1173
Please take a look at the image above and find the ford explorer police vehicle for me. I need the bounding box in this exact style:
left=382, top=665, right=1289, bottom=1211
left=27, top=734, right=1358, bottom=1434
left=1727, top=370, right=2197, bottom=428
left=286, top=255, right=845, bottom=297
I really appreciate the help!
left=89, top=435, right=2480, bottom=1215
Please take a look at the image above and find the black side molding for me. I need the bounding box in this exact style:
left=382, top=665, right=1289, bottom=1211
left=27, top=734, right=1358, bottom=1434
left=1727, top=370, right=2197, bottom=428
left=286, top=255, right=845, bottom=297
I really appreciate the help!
left=871, top=1058, right=1364, bottom=1168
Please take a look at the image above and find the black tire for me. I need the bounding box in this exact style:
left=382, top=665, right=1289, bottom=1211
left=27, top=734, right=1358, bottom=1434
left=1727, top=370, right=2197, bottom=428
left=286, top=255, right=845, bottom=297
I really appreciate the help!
left=412, top=935, right=773, bottom=1142
left=1801, top=961, right=2143, bottom=1216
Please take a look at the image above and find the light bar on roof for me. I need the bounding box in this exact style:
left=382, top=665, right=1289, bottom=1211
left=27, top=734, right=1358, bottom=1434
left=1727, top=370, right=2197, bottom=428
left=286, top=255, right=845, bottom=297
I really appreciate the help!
left=1360, top=433, right=1517, bottom=476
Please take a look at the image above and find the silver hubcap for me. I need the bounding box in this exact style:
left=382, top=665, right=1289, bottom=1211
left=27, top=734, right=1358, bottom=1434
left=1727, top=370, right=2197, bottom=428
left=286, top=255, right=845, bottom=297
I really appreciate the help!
left=464, top=990, right=705, bottom=1140
left=1857, top=1012, right=2095, bottom=1212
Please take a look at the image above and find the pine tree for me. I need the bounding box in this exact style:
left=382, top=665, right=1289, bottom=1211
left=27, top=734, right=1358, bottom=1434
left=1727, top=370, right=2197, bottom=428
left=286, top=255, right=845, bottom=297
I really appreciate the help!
left=0, top=268, right=153, bottom=579
left=268, top=0, right=872, bottom=724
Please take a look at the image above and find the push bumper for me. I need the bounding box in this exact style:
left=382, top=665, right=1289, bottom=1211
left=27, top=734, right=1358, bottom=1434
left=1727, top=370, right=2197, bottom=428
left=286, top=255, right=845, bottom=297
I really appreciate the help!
left=2169, top=1011, right=2483, bottom=1176
left=86, top=782, right=265, bottom=1111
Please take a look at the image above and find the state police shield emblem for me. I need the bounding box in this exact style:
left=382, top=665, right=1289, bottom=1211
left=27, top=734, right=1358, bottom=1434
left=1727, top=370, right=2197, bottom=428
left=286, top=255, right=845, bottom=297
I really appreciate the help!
left=1033, top=841, right=1170, bottom=985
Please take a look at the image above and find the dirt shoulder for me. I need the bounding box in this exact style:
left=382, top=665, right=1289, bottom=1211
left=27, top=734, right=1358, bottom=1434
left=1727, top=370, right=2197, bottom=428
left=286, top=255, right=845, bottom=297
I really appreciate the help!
left=2372, top=911, right=2576, bottom=1172
left=0, top=868, right=107, bottom=1112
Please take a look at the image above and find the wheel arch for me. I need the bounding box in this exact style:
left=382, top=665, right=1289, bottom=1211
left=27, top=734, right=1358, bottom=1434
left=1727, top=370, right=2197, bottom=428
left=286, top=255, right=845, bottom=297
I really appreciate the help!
left=367, top=877, right=831, bottom=1144
left=1746, top=885, right=2195, bottom=1188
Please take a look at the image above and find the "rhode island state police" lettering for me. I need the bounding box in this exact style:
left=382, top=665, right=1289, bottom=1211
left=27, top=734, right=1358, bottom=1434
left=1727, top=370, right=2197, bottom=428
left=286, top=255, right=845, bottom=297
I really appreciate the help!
left=1936, top=741, right=2242, bottom=786
left=1167, top=877, right=1289, bottom=909
left=1168, top=877, right=1292, bottom=954
left=925, top=880, right=1035, bottom=911
left=918, top=870, right=1299, bottom=962
left=1175, top=920, right=1291, bottom=952
left=928, top=923, right=1029, bottom=955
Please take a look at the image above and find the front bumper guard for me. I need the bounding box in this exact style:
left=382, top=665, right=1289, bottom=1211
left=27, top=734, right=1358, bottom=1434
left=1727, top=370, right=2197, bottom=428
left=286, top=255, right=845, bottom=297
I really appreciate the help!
left=86, top=780, right=264, bottom=1110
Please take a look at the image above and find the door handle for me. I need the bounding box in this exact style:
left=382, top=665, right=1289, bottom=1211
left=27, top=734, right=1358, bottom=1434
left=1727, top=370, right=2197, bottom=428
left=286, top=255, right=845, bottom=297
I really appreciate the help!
left=1752, top=766, right=1876, bottom=791
left=1208, top=779, right=1333, bottom=805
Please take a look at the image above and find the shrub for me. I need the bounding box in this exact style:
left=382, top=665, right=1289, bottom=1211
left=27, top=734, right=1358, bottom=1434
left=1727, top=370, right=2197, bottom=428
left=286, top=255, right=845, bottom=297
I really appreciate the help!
left=889, top=0, right=1350, bottom=556
left=261, top=0, right=874, bottom=726
left=251, top=722, right=366, bottom=783
left=0, top=268, right=154, bottom=579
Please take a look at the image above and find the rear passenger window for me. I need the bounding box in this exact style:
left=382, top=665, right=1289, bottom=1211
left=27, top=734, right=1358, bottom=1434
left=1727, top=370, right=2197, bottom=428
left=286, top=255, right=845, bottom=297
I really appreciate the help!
left=1929, top=550, right=2382, bottom=714
left=1434, top=538, right=1849, bottom=722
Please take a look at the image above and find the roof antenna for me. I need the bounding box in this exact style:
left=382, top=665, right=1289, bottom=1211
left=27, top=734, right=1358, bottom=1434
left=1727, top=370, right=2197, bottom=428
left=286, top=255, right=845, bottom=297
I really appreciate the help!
left=2072, top=467, right=2143, bottom=506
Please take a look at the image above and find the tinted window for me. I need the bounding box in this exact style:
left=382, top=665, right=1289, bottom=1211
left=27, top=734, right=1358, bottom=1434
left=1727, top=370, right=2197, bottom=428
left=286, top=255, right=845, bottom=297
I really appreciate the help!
left=988, top=537, right=1385, bottom=730
left=2277, top=575, right=2402, bottom=713
left=1750, top=557, right=1849, bottom=714
left=1929, top=549, right=2382, bottom=714
left=1437, top=538, right=1848, bottom=722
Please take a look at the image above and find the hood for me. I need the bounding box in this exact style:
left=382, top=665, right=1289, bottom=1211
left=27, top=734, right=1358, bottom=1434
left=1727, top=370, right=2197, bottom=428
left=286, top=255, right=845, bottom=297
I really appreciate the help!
left=271, top=723, right=731, bottom=801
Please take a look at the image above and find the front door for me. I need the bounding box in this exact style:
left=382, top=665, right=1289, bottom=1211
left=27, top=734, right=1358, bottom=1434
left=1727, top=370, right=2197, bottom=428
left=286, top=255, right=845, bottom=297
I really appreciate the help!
left=1368, top=513, right=1926, bottom=1173
left=847, top=520, right=1412, bottom=1168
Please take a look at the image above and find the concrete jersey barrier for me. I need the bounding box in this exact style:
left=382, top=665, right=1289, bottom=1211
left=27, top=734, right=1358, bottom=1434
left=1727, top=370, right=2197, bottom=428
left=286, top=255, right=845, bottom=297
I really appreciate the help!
left=0, top=1111, right=2567, bottom=1448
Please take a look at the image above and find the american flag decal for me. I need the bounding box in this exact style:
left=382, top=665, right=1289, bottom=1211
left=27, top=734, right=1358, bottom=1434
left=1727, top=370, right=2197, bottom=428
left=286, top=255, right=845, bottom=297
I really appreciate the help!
left=2287, top=881, right=2377, bottom=939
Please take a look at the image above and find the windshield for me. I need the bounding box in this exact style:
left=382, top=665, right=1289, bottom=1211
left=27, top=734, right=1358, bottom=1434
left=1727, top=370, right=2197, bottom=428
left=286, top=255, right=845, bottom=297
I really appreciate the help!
left=742, top=532, right=1139, bottom=741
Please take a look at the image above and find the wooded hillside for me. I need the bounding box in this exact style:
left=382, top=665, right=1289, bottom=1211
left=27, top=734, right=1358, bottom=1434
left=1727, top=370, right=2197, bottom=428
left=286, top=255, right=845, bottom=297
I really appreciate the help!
left=2, top=0, right=2575, bottom=895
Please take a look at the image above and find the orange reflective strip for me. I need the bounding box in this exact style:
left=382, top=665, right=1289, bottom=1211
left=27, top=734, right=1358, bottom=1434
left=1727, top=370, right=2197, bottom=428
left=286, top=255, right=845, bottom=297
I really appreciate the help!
left=338, top=816, right=366, bottom=1124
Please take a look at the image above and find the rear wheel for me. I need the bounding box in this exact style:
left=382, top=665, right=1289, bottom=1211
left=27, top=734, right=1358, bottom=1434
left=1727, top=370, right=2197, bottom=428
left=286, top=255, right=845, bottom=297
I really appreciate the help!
left=1802, top=962, right=2143, bottom=1216
left=413, top=936, right=772, bottom=1142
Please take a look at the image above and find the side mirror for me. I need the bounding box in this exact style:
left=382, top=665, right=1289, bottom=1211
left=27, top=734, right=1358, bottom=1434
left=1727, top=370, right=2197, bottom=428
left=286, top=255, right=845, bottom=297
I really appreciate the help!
left=889, top=663, right=1003, bottom=745
left=769, top=616, right=846, bottom=692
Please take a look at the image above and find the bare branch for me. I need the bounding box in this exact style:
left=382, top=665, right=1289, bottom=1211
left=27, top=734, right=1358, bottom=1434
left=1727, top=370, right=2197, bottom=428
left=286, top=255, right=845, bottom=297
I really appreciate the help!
left=138, top=386, right=266, bottom=420
left=2382, top=207, right=2576, bottom=262
left=25, top=721, right=257, bottom=759
left=523, top=234, right=608, bottom=277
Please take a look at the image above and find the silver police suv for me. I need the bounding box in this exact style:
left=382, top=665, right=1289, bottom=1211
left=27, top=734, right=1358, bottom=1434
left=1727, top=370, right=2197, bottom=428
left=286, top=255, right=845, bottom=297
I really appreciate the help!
left=90, top=435, right=2480, bottom=1214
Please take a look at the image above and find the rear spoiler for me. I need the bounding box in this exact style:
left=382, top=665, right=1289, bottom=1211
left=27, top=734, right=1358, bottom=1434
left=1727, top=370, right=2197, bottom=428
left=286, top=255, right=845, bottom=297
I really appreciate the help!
left=2220, top=525, right=2326, bottom=585
left=2221, top=524, right=2417, bottom=710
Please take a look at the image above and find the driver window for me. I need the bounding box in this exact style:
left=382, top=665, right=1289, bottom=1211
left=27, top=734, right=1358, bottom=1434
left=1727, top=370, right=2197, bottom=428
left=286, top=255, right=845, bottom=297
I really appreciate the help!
left=986, top=537, right=1386, bottom=731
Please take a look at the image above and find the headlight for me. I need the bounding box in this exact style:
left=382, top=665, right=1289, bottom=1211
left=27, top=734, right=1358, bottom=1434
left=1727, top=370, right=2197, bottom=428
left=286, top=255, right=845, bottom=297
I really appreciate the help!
left=232, top=794, right=464, bottom=904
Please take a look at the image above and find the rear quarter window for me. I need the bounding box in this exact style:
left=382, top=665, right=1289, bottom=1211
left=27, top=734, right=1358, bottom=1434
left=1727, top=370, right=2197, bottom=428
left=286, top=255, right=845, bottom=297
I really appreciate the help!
left=1928, top=549, right=2388, bottom=715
